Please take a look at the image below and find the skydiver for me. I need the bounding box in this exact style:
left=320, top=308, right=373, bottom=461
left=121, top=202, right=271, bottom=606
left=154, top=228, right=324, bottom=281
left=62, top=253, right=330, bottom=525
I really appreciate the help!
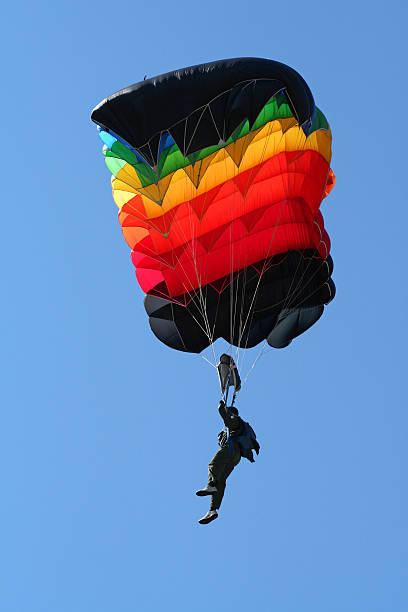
left=196, top=400, right=260, bottom=524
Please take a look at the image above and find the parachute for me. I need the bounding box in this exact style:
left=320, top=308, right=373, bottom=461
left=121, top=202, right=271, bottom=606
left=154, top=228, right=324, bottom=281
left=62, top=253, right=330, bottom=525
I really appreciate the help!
left=91, top=58, right=335, bottom=360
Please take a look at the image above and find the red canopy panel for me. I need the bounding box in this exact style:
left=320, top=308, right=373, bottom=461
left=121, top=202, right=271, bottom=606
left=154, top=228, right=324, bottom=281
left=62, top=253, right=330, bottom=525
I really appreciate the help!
left=132, top=206, right=330, bottom=296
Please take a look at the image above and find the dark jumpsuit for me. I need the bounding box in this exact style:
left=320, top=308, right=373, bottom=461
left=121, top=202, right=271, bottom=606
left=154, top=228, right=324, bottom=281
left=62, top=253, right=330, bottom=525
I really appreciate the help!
left=208, top=404, right=244, bottom=511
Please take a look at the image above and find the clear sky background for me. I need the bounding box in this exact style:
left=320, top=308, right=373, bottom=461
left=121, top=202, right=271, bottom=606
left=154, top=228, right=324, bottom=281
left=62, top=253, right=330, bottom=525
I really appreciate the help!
left=2, top=1, right=407, bottom=611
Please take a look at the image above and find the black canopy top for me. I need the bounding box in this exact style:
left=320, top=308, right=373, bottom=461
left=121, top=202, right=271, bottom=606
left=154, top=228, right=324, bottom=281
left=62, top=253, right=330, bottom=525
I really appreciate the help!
left=91, top=57, right=315, bottom=167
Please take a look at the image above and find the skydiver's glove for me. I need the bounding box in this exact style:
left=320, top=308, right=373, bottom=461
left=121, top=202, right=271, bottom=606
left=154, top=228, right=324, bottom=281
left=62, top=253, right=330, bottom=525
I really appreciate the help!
left=218, top=400, right=225, bottom=410
left=218, top=429, right=227, bottom=447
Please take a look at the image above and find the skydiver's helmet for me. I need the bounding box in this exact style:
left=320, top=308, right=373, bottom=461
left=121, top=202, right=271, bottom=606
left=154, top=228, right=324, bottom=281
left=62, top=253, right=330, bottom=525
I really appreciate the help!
left=228, top=406, right=239, bottom=416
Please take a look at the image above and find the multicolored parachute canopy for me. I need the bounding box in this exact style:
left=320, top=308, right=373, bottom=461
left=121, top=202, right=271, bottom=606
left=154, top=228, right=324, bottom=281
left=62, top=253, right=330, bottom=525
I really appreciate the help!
left=91, top=58, right=335, bottom=353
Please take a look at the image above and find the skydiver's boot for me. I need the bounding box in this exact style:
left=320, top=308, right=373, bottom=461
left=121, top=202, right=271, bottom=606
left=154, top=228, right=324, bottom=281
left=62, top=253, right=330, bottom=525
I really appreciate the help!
left=196, top=483, right=218, bottom=496
left=198, top=510, right=218, bottom=524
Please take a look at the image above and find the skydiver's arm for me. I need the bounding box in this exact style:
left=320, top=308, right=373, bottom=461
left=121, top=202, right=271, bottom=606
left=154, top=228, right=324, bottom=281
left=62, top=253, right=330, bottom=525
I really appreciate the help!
left=218, top=401, right=241, bottom=429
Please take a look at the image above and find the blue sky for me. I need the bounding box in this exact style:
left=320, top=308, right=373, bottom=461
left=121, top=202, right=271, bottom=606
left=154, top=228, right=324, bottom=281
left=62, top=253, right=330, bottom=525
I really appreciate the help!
left=2, top=1, right=407, bottom=611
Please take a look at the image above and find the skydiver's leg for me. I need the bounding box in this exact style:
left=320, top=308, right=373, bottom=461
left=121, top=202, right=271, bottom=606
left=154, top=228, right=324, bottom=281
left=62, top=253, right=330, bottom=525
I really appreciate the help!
left=207, top=446, right=232, bottom=486
left=208, top=443, right=241, bottom=510
left=209, top=463, right=234, bottom=510
left=196, top=446, right=232, bottom=497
